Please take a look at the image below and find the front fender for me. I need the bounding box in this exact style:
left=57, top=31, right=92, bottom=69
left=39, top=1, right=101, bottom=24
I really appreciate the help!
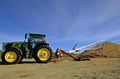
left=13, top=48, right=23, bottom=56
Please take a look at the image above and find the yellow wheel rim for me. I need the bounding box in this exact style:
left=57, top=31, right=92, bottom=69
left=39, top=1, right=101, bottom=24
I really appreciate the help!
left=5, top=51, right=17, bottom=63
left=37, top=48, right=50, bottom=61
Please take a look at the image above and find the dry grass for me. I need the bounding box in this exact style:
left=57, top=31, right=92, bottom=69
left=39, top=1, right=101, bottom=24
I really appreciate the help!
left=0, top=58, right=120, bottom=79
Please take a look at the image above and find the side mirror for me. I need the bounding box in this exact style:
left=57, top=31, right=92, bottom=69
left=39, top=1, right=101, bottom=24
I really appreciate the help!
left=25, top=33, right=28, bottom=39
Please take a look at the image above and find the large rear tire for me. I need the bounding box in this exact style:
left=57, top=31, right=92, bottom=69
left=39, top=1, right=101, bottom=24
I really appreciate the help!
left=34, top=45, right=52, bottom=63
left=1, top=48, right=22, bottom=64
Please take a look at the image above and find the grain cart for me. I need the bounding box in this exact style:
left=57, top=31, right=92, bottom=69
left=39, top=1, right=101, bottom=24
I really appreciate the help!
left=1, top=33, right=53, bottom=64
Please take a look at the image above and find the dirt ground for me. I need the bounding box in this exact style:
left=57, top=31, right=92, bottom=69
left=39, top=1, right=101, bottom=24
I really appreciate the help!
left=0, top=58, right=120, bottom=79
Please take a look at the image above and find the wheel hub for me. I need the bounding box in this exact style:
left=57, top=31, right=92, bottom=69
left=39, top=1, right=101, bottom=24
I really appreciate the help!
left=5, top=51, right=17, bottom=63
left=37, top=48, right=50, bottom=61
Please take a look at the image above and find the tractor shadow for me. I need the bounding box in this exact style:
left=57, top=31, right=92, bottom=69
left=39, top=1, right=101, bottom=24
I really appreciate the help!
left=20, top=61, right=37, bottom=64
left=0, top=60, right=37, bottom=65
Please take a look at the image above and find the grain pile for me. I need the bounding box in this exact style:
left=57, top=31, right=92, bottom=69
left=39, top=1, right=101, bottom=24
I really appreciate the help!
left=80, top=42, right=120, bottom=58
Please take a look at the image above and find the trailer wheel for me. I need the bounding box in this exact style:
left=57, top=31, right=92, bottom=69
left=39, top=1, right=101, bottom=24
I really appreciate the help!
left=1, top=48, right=22, bottom=64
left=34, top=45, right=52, bottom=63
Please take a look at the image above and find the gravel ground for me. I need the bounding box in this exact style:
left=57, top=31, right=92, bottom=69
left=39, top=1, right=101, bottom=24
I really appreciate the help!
left=0, top=58, right=120, bottom=79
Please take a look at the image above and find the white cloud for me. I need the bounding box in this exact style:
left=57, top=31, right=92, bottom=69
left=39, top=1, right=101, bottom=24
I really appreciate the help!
left=1, top=0, right=119, bottom=45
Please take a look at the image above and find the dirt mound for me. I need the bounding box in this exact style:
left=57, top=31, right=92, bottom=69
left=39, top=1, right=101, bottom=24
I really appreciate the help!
left=80, top=42, right=120, bottom=58
left=102, top=42, right=120, bottom=58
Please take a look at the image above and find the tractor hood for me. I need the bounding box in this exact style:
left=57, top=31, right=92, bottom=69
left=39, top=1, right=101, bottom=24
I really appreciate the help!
left=2, top=42, right=27, bottom=51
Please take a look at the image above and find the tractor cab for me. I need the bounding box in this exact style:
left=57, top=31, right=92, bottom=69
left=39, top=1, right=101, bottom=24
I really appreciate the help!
left=25, top=33, right=46, bottom=48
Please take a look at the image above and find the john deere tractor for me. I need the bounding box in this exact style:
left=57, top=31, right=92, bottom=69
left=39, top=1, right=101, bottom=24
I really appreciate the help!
left=1, top=33, right=53, bottom=64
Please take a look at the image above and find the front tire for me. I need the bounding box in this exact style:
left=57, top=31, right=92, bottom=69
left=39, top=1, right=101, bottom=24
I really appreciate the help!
left=1, top=48, right=22, bottom=64
left=34, top=45, right=52, bottom=63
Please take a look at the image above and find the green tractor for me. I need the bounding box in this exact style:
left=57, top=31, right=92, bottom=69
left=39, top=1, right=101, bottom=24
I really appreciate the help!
left=1, top=33, right=53, bottom=64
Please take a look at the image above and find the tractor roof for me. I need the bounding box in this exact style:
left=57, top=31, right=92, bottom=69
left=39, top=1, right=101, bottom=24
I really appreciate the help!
left=29, top=33, right=46, bottom=37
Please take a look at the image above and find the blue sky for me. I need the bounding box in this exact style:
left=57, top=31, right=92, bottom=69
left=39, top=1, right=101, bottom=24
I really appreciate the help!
left=0, top=0, right=120, bottom=51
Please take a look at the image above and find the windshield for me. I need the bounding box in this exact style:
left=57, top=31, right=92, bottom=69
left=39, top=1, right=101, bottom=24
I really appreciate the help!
left=30, top=36, right=45, bottom=48
left=31, top=36, right=45, bottom=43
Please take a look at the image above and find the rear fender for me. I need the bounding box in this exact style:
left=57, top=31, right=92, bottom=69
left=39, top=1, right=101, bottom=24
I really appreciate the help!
left=32, top=43, right=49, bottom=55
left=34, top=43, right=49, bottom=49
